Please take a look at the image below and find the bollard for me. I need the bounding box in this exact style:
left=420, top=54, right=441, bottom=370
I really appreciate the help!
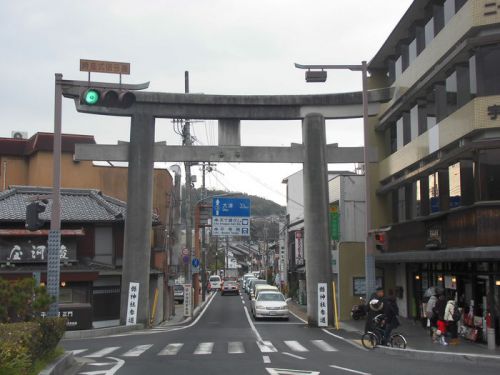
left=487, top=328, right=496, bottom=350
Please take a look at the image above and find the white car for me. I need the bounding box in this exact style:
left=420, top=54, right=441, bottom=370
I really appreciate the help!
left=251, top=291, right=289, bottom=320
left=208, top=275, right=222, bottom=290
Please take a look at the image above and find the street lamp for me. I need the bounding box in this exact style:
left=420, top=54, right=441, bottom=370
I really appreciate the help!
left=294, top=61, right=376, bottom=300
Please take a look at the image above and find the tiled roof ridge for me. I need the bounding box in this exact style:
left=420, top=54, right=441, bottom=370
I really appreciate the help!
left=90, top=191, right=124, bottom=219
left=0, top=188, right=17, bottom=201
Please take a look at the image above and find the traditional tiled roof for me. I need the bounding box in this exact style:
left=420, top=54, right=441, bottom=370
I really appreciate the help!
left=0, top=186, right=129, bottom=223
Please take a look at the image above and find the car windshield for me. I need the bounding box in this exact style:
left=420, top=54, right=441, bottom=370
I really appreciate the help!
left=209, top=277, right=220, bottom=282
left=257, top=293, right=285, bottom=302
left=225, top=281, right=237, bottom=286
left=174, top=285, right=183, bottom=291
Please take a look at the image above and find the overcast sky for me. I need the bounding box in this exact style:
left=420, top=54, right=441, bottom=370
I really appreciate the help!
left=1, top=0, right=412, bottom=206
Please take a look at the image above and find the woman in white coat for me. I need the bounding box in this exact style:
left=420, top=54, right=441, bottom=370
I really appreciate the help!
left=444, top=299, right=459, bottom=339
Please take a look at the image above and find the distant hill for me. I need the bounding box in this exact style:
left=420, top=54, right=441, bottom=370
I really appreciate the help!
left=181, top=187, right=285, bottom=222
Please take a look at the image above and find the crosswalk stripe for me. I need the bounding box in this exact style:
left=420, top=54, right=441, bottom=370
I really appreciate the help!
left=158, top=343, right=184, bottom=356
left=256, top=340, right=278, bottom=353
left=284, top=340, right=309, bottom=352
left=228, top=341, right=245, bottom=354
left=194, top=342, right=214, bottom=355
left=67, top=349, right=87, bottom=355
left=122, top=344, right=153, bottom=357
left=85, top=347, right=120, bottom=358
left=311, top=339, right=337, bottom=352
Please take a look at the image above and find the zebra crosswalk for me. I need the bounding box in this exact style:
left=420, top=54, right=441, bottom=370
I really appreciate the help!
left=68, top=339, right=337, bottom=358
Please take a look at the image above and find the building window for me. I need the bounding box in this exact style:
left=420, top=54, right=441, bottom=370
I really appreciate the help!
left=414, top=180, right=421, bottom=218
left=390, top=124, right=397, bottom=154
left=95, top=227, right=113, bottom=264
left=396, top=116, right=404, bottom=150
left=395, top=55, right=403, bottom=80
left=477, top=44, right=500, bottom=96
left=443, top=0, right=455, bottom=25
left=429, top=172, right=440, bottom=213
left=446, top=71, right=458, bottom=115
left=449, top=162, right=461, bottom=208
left=478, top=149, right=500, bottom=201
left=410, top=104, right=419, bottom=141
left=424, top=17, right=434, bottom=47
left=409, top=38, right=417, bottom=65
left=469, top=55, right=477, bottom=96
left=398, top=186, right=406, bottom=222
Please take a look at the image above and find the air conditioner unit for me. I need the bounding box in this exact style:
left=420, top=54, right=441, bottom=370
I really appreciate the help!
left=11, top=131, right=28, bottom=139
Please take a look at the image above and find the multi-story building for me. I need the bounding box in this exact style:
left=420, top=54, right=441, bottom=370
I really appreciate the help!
left=368, top=0, right=500, bottom=344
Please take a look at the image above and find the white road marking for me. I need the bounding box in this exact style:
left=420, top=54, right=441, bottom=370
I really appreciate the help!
left=311, top=339, right=337, bottom=352
left=257, top=340, right=278, bottom=353
left=228, top=341, right=245, bottom=354
left=243, top=306, right=263, bottom=341
left=194, top=342, right=214, bottom=355
left=67, top=349, right=88, bottom=355
left=329, top=365, right=371, bottom=375
left=122, top=344, right=153, bottom=357
left=85, top=347, right=120, bottom=358
left=158, top=343, right=184, bottom=356
left=288, top=309, right=307, bottom=323
left=266, top=368, right=319, bottom=375
left=284, top=340, right=309, bottom=352
left=321, top=328, right=368, bottom=351
left=242, top=301, right=245, bottom=305
left=79, top=357, right=124, bottom=375
left=282, top=352, right=306, bottom=360
left=254, top=322, right=304, bottom=325
left=263, top=355, right=271, bottom=363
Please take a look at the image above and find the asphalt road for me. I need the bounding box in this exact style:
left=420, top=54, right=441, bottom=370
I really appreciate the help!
left=62, top=290, right=500, bottom=375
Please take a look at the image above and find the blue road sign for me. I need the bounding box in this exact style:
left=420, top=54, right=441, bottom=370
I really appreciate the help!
left=212, top=197, right=251, bottom=217
left=192, top=258, right=200, bottom=268
left=182, top=255, right=190, bottom=264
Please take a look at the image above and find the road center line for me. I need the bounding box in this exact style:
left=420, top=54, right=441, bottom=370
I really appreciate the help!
left=329, top=365, right=371, bottom=375
left=282, top=352, right=306, bottom=360
left=263, top=355, right=271, bottom=363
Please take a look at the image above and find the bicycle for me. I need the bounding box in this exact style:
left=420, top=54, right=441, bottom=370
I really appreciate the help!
left=361, top=314, right=407, bottom=350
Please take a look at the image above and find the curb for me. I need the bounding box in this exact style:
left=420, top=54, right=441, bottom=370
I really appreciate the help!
left=375, top=345, right=500, bottom=366
left=39, top=352, right=76, bottom=375
left=63, top=323, right=144, bottom=340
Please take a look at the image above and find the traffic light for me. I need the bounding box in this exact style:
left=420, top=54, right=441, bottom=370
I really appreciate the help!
left=374, top=232, right=386, bottom=252
left=80, top=88, right=136, bottom=109
left=26, top=201, right=46, bottom=231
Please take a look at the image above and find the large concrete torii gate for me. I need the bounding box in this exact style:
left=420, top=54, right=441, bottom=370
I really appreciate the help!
left=61, top=77, right=391, bottom=327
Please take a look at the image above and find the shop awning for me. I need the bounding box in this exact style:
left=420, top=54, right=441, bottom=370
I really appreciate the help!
left=375, top=246, right=500, bottom=263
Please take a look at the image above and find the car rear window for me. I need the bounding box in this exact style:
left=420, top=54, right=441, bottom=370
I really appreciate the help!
left=257, top=293, right=285, bottom=301
left=209, top=276, right=221, bottom=282
left=174, top=285, right=184, bottom=291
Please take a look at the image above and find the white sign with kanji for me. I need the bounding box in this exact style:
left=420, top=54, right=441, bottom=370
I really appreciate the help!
left=126, top=282, right=140, bottom=326
left=183, top=284, right=192, bottom=317
left=317, top=283, right=328, bottom=327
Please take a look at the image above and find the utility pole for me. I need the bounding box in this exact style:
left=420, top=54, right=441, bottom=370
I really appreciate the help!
left=201, top=162, right=207, bottom=301
left=183, top=71, right=193, bottom=285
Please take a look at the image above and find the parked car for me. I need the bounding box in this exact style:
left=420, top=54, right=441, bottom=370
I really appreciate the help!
left=254, top=284, right=278, bottom=300
left=174, top=284, right=184, bottom=304
left=208, top=275, right=222, bottom=291
left=244, top=276, right=257, bottom=293
left=241, top=273, right=255, bottom=289
left=251, top=291, right=289, bottom=320
left=221, top=280, right=239, bottom=296
left=246, top=278, right=260, bottom=294
left=249, top=279, right=268, bottom=300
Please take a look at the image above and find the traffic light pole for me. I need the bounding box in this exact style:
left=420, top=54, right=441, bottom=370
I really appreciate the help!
left=47, top=73, right=63, bottom=317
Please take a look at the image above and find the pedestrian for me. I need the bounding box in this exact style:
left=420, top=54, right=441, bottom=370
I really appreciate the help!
left=444, top=297, right=459, bottom=341
left=382, top=289, right=400, bottom=345
left=426, top=287, right=439, bottom=339
left=434, top=294, right=448, bottom=346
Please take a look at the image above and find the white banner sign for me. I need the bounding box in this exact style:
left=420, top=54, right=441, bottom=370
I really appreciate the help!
left=183, top=284, right=192, bottom=317
left=126, top=282, right=140, bottom=326
left=295, top=231, right=304, bottom=266
left=318, top=283, right=328, bottom=327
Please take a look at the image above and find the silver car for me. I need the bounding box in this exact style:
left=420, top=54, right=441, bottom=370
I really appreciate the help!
left=251, top=291, right=289, bottom=320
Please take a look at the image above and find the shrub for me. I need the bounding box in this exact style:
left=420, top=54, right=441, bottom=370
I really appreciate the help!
left=0, top=318, right=66, bottom=374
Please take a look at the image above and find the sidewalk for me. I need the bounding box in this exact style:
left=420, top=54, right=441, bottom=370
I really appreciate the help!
left=288, top=300, right=500, bottom=363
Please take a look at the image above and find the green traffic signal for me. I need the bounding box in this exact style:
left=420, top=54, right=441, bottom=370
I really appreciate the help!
left=84, top=89, right=100, bottom=105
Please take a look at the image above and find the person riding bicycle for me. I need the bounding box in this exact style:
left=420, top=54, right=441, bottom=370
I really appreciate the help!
left=365, top=298, right=384, bottom=334
left=382, top=289, right=400, bottom=345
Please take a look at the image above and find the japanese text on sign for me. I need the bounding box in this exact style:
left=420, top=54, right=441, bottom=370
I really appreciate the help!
left=318, top=283, right=328, bottom=327
left=126, top=282, right=140, bottom=326
left=80, top=59, right=130, bottom=75
left=183, top=284, right=192, bottom=317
